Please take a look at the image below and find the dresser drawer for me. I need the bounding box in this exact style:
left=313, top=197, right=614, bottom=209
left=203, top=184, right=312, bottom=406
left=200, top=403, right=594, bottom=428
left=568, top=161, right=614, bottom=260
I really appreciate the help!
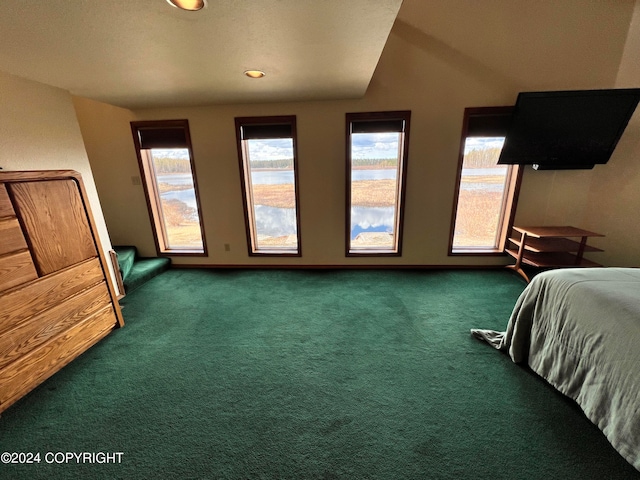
left=0, top=282, right=112, bottom=370
left=0, top=250, right=38, bottom=293
left=0, top=305, right=117, bottom=411
left=0, top=184, right=13, bottom=218
left=0, top=218, right=29, bottom=256
left=0, top=258, right=104, bottom=331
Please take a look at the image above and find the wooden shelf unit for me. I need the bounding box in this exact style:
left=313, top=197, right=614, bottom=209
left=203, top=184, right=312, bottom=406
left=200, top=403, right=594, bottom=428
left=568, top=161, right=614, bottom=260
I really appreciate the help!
left=506, top=226, right=604, bottom=282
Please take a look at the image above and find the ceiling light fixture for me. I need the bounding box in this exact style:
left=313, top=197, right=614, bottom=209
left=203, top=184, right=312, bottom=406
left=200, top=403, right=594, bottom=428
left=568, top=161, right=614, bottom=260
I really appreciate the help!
left=244, top=70, right=266, bottom=79
left=166, top=0, right=206, bottom=11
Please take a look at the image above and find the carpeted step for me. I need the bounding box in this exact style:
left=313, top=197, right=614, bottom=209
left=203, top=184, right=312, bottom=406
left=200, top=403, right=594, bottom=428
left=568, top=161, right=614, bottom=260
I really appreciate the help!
left=123, top=257, right=171, bottom=294
left=113, top=245, right=171, bottom=294
left=113, top=246, right=137, bottom=282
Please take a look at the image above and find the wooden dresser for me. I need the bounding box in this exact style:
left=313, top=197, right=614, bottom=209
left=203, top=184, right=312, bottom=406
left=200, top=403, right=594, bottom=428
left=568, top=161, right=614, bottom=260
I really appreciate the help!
left=0, top=170, right=123, bottom=413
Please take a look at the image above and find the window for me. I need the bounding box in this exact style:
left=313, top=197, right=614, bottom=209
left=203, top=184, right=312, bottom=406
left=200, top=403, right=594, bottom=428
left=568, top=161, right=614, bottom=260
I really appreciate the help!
left=130, top=120, right=207, bottom=255
left=346, top=111, right=410, bottom=256
left=449, top=107, right=521, bottom=254
left=235, top=116, right=301, bottom=256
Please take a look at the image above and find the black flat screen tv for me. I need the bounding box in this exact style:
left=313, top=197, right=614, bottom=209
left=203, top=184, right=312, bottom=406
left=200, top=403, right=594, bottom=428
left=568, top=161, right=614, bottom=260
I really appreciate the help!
left=497, top=88, right=640, bottom=170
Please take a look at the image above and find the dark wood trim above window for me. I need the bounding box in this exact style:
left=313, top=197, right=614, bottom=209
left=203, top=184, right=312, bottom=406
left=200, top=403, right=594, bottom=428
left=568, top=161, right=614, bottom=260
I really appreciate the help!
left=465, top=107, right=514, bottom=137
left=351, top=119, right=406, bottom=134
left=240, top=123, right=293, bottom=140
left=137, top=126, right=188, bottom=149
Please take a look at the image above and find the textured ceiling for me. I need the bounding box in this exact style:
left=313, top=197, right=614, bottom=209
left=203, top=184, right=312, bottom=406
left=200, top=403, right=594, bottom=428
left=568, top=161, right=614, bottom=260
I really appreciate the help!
left=2, top=1, right=638, bottom=111
left=0, top=0, right=402, bottom=108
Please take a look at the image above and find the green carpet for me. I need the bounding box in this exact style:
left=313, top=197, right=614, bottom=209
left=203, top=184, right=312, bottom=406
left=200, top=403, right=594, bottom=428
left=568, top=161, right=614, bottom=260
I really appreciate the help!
left=0, top=268, right=638, bottom=479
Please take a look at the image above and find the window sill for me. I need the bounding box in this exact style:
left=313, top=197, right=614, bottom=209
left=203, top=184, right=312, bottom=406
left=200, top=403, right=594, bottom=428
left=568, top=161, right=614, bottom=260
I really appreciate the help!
left=161, top=249, right=207, bottom=256
left=449, top=249, right=506, bottom=256
left=347, top=250, right=400, bottom=256
left=250, top=250, right=301, bottom=257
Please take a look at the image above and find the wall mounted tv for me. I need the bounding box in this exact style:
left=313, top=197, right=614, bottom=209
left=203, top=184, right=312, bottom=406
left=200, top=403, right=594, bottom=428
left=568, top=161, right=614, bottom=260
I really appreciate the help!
left=497, top=88, right=640, bottom=170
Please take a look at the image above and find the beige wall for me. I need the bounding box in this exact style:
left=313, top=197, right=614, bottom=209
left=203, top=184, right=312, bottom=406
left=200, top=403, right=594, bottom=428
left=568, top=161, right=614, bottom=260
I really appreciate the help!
left=0, top=70, right=121, bottom=292
left=577, top=0, right=640, bottom=267
left=73, top=5, right=640, bottom=268
left=73, top=27, right=521, bottom=267
left=72, top=97, right=157, bottom=257
left=515, top=0, right=640, bottom=267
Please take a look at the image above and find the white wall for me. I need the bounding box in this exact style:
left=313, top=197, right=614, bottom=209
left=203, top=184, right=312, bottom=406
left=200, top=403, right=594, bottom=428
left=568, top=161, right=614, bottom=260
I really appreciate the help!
left=0, top=69, right=121, bottom=294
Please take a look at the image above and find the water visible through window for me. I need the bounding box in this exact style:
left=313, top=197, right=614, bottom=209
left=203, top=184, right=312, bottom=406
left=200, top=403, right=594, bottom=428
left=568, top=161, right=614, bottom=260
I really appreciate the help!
left=244, top=138, right=298, bottom=251
left=149, top=148, right=204, bottom=250
left=349, top=132, right=401, bottom=251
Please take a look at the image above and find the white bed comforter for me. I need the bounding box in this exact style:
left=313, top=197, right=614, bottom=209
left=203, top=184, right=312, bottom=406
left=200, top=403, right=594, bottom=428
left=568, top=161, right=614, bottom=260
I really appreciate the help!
left=472, top=267, right=640, bottom=471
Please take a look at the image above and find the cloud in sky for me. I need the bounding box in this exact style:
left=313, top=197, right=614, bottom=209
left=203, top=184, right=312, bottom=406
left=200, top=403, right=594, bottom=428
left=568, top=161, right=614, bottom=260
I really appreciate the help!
left=247, top=134, right=401, bottom=161
left=464, top=136, right=505, bottom=153
left=152, top=148, right=189, bottom=159
left=248, top=138, right=294, bottom=161
left=352, top=132, right=399, bottom=159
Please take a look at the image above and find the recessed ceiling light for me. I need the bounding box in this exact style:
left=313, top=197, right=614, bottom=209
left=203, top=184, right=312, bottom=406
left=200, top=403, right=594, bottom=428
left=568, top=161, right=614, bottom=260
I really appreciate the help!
left=166, top=0, right=206, bottom=11
left=244, top=70, right=266, bottom=79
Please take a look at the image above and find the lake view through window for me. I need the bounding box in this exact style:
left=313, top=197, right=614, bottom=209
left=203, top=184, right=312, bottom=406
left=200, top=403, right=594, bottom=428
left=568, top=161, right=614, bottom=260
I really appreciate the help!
left=236, top=117, right=301, bottom=255
left=131, top=120, right=206, bottom=255
left=346, top=111, right=410, bottom=255
left=148, top=148, right=204, bottom=250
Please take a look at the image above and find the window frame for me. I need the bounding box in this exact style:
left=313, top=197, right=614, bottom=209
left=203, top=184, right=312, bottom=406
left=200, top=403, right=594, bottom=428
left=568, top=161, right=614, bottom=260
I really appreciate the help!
left=130, top=119, right=208, bottom=257
left=345, top=111, right=411, bottom=257
left=448, top=106, right=522, bottom=256
left=234, top=115, right=302, bottom=257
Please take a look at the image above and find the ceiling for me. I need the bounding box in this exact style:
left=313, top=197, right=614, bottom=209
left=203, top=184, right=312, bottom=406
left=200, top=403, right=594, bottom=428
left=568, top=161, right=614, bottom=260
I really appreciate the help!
left=393, top=0, right=638, bottom=92
left=0, top=0, right=402, bottom=109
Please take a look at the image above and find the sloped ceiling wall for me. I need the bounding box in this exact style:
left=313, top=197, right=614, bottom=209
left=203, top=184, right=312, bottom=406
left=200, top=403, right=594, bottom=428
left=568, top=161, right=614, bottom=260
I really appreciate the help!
left=395, top=0, right=635, bottom=91
left=581, top=0, right=640, bottom=266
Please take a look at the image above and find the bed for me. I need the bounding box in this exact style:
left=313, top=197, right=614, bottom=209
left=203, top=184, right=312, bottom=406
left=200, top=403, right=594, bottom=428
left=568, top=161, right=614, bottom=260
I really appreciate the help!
left=472, top=267, right=640, bottom=471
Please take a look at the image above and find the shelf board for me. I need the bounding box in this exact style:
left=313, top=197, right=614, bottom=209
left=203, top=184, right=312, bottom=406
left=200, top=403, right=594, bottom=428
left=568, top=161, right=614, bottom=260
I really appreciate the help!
left=508, top=236, right=603, bottom=253
left=512, top=226, right=605, bottom=239
left=505, top=249, right=602, bottom=268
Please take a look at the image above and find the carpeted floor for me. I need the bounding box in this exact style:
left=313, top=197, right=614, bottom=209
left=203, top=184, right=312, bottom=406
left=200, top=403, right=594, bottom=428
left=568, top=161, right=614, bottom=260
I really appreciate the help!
left=0, top=268, right=638, bottom=479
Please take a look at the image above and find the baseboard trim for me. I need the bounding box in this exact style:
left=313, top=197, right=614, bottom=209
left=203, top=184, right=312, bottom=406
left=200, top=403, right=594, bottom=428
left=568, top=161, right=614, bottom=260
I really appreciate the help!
left=169, top=264, right=509, bottom=270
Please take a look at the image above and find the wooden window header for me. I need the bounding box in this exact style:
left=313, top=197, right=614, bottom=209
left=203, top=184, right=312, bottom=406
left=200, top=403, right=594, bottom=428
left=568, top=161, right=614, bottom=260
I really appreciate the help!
left=240, top=124, right=293, bottom=140
left=351, top=119, right=405, bottom=134
left=137, top=127, right=188, bottom=149
left=465, top=107, right=514, bottom=137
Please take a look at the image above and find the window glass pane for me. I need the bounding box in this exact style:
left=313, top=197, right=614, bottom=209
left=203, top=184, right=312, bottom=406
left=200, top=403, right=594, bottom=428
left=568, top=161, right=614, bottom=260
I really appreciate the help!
left=349, top=131, right=401, bottom=251
left=452, top=137, right=509, bottom=249
left=244, top=137, right=298, bottom=251
left=149, top=148, right=204, bottom=250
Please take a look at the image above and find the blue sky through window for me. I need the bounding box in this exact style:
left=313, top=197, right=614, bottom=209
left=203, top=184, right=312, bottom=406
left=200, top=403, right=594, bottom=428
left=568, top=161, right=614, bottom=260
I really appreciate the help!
left=352, top=132, right=399, bottom=159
